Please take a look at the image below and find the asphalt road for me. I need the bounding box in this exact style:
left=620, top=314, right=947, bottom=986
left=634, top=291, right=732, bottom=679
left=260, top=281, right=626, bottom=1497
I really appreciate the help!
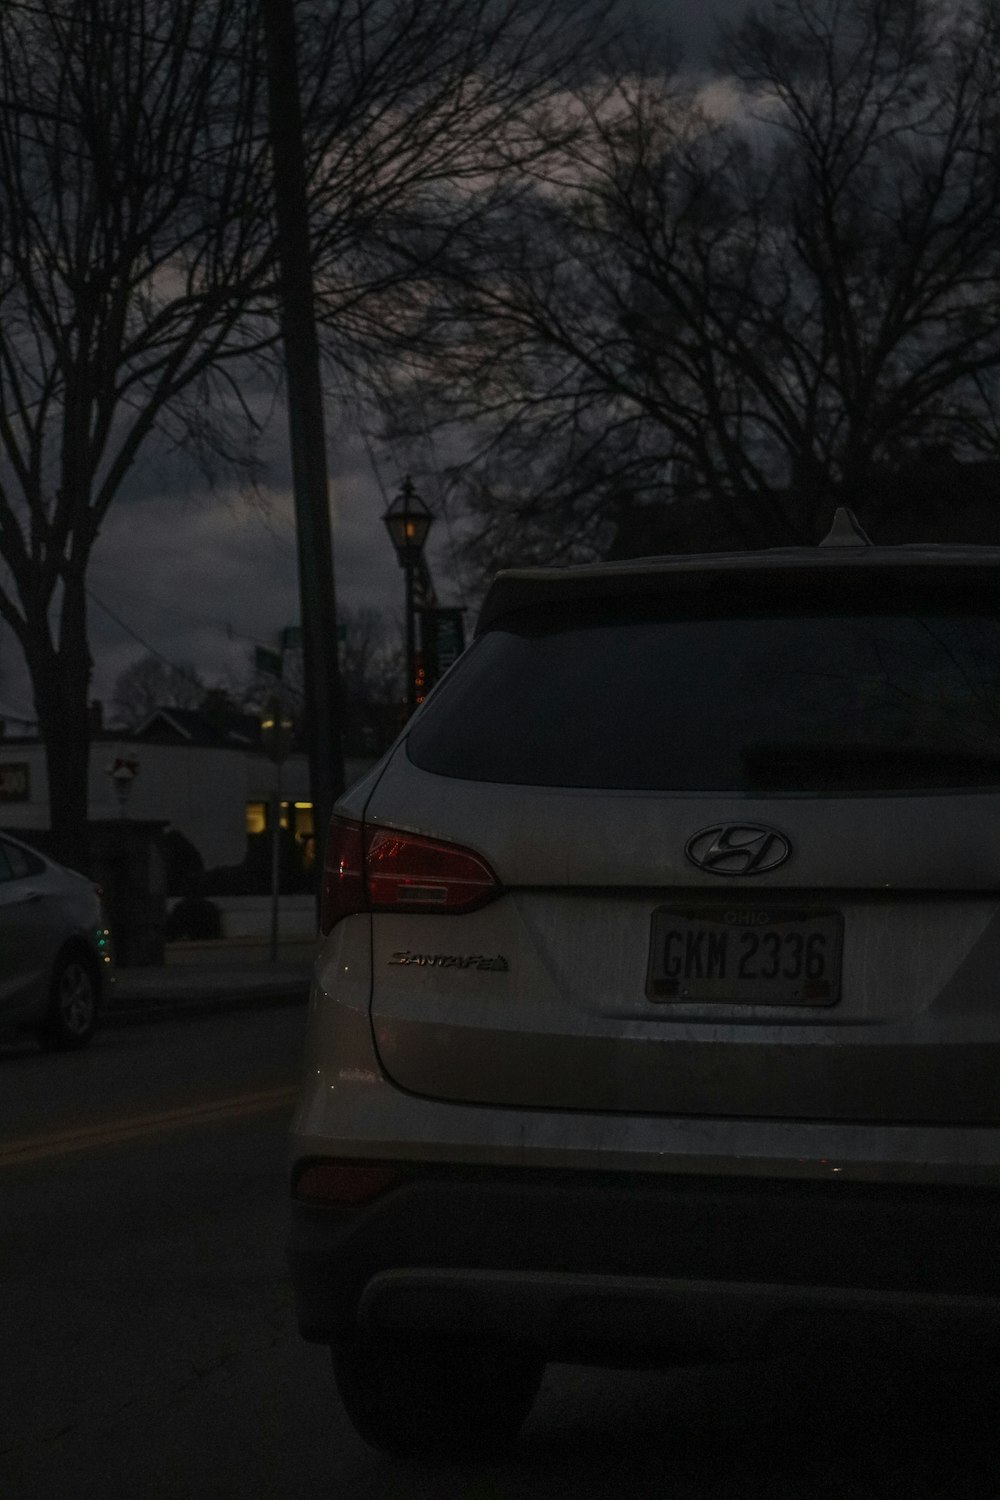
left=1, top=1006, right=997, bottom=1499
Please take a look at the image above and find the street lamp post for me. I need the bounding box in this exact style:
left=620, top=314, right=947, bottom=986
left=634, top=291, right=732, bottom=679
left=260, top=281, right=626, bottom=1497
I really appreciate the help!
left=382, top=477, right=434, bottom=716
left=106, top=751, right=139, bottom=818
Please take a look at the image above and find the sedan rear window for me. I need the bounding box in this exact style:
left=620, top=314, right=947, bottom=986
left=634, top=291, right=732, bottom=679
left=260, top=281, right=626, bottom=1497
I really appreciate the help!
left=407, top=604, right=1000, bottom=794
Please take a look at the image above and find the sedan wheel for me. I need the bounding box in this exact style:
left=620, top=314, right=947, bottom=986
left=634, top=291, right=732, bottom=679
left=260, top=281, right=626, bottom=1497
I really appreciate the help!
left=40, top=953, right=99, bottom=1050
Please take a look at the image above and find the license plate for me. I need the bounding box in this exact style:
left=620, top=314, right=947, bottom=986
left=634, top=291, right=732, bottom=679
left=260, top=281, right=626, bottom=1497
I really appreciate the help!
left=647, top=906, right=843, bottom=1006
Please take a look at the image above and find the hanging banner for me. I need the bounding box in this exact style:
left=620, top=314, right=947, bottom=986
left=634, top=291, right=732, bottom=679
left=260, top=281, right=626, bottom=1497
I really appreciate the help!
left=419, top=608, right=466, bottom=692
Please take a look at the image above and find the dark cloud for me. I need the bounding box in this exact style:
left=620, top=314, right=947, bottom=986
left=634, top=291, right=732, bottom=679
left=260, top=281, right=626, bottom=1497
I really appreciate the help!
left=85, top=444, right=435, bottom=708
left=0, top=0, right=753, bottom=725
left=669, top=0, right=751, bottom=66
left=0, top=414, right=447, bottom=720
left=618, top=0, right=751, bottom=69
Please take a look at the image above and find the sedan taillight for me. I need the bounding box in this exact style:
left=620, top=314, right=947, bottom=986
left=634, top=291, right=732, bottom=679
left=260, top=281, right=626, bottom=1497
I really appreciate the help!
left=320, top=816, right=500, bottom=934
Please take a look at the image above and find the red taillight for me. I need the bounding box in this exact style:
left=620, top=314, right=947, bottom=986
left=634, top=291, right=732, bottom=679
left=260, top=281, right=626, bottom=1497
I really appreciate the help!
left=320, top=815, right=500, bottom=934
left=365, top=827, right=498, bottom=911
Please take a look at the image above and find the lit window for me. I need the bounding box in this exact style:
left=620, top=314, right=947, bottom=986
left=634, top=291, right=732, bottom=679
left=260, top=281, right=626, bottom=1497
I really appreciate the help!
left=294, top=803, right=315, bottom=868
left=245, top=801, right=267, bottom=836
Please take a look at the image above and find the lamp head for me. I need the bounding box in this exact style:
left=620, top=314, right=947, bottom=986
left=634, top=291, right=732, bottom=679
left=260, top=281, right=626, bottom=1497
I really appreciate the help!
left=382, top=476, right=434, bottom=566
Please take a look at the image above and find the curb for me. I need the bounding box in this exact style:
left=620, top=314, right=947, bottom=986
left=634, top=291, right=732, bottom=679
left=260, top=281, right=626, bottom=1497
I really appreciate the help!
left=104, top=982, right=310, bottom=1027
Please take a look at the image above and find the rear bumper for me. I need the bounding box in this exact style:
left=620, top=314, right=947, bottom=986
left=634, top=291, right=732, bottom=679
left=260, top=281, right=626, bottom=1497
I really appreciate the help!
left=289, top=1168, right=1000, bottom=1361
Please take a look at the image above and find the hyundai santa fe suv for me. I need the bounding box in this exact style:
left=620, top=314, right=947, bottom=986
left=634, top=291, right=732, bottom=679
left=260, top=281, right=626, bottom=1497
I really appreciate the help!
left=289, top=514, right=1000, bottom=1454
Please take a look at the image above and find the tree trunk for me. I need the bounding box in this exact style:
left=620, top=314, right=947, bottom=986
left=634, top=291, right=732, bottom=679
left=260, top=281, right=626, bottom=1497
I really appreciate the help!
left=27, top=576, right=94, bottom=874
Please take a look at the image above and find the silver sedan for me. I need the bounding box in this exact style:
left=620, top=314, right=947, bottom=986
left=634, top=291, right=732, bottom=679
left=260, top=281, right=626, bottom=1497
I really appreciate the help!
left=0, top=831, right=113, bottom=1049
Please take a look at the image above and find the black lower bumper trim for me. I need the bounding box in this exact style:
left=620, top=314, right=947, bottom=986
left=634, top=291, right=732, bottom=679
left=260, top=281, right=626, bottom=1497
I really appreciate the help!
left=358, top=1268, right=1000, bottom=1363
left=289, top=1167, right=1000, bottom=1357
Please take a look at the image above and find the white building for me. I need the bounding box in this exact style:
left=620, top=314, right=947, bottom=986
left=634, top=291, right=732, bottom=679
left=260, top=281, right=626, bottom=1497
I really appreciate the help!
left=0, top=706, right=367, bottom=879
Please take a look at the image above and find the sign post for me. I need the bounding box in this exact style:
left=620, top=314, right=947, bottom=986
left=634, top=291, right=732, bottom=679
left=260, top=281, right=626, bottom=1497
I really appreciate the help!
left=261, top=702, right=295, bottom=963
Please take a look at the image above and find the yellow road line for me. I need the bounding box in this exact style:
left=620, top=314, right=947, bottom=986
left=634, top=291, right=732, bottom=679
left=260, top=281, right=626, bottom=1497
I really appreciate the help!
left=0, top=1085, right=300, bottom=1168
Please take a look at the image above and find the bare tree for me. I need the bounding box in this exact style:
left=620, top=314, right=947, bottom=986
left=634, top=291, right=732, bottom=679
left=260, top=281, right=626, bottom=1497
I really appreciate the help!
left=339, top=605, right=404, bottom=755
left=399, top=0, right=1000, bottom=567
left=717, top=0, right=1000, bottom=532
left=0, top=0, right=274, bottom=861
left=111, top=654, right=206, bottom=729
left=302, top=0, right=622, bottom=384
left=0, top=0, right=615, bottom=862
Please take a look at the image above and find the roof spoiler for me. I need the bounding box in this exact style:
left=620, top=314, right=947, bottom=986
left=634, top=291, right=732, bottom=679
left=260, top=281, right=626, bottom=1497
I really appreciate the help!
left=821, top=507, right=872, bottom=546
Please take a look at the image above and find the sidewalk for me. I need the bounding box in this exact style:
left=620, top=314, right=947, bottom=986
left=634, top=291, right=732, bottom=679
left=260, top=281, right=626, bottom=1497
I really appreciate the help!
left=106, top=937, right=316, bottom=1023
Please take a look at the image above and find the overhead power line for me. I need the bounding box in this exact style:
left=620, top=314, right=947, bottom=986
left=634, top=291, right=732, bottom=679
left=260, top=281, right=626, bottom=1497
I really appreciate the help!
left=88, top=570, right=251, bottom=643
left=87, top=585, right=306, bottom=701
left=86, top=588, right=210, bottom=691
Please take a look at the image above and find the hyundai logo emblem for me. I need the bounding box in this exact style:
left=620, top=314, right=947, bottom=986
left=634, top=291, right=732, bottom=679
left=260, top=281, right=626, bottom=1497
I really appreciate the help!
left=685, top=823, right=791, bottom=877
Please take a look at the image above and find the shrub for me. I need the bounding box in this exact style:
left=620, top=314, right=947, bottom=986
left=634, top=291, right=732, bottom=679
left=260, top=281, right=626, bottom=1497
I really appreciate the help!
left=165, top=895, right=222, bottom=941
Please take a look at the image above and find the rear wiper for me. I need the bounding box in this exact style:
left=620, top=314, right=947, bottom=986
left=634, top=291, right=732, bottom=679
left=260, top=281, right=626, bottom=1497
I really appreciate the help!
left=740, top=742, right=1000, bottom=791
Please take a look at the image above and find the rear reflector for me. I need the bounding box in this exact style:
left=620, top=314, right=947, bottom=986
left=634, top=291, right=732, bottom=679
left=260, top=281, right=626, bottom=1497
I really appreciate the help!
left=320, top=816, right=500, bottom=934
left=293, top=1160, right=403, bottom=1206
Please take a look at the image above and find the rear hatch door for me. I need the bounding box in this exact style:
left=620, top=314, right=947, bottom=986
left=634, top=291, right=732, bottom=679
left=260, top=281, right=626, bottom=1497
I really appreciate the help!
left=367, top=563, right=1000, bottom=1123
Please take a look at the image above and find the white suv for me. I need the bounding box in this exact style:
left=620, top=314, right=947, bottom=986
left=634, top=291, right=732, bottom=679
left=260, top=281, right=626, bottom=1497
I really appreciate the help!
left=289, top=517, right=1000, bottom=1454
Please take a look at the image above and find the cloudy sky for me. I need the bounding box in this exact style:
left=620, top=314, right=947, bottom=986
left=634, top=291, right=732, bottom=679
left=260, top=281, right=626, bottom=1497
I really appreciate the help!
left=0, top=0, right=749, bottom=732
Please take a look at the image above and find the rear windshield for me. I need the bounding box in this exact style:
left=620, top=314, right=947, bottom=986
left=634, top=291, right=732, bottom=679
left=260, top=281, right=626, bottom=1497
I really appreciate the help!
left=406, top=603, right=1000, bottom=793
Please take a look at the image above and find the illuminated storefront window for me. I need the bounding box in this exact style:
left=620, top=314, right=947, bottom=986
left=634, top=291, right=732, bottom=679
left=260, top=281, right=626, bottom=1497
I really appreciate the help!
left=245, top=801, right=267, bottom=836
left=245, top=800, right=314, bottom=867
left=293, top=802, right=314, bottom=867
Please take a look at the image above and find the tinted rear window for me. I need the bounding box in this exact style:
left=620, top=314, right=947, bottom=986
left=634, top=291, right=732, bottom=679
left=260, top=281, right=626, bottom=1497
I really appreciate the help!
left=407, top=604, right=1000, bottom=793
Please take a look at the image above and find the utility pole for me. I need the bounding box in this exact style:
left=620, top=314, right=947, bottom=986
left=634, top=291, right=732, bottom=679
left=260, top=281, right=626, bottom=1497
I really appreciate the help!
left=260, top=0, right=345, bottom=900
